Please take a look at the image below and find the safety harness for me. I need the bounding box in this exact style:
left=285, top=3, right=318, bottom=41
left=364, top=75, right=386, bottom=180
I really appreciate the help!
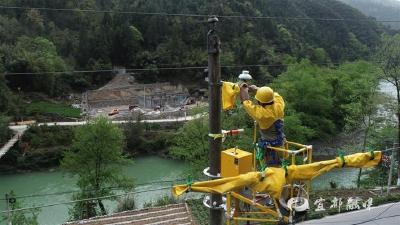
left=258, top=119, right=285, bottom=166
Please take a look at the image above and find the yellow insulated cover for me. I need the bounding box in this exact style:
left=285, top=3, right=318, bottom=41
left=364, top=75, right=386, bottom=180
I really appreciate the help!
left=221, top=82, right=240, bottom=110
left=221, top=148, right=253, bottom=178
left=172, top=151, right=381, bottom=200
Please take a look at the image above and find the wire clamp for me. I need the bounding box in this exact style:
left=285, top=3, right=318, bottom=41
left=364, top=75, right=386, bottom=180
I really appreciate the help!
left=369, top=150, right=375, bottom=160
left=338, top=151, right=346, bottom=168
left=208, top=133, right=223, bottom=140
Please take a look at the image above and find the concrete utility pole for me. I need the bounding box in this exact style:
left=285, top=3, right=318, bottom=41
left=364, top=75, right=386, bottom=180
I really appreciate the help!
left=207, top=16, right=223, bottom=225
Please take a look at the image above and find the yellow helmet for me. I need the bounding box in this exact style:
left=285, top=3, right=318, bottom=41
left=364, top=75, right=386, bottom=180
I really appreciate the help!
left=255, top=87, right=274, bottom=104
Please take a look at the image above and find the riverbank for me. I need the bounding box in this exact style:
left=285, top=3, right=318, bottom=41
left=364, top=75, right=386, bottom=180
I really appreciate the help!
left=0, top=123, right=179, bottom=175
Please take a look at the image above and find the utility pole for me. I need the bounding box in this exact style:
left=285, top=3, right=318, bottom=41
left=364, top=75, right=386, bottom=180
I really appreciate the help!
left=207, top=16, right=223, bottom=225
left=387, top=145, right=395, bottom=195
left=5, top=194, right=11, bottom=225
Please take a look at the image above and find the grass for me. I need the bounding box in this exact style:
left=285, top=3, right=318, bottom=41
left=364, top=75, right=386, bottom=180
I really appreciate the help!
left=143, top=195, right=179, bottom=208
left=27, top=101, right=81, bottom=118
left=186, top=198, right=210, bottom=225
left=187, top=105, right=208, bottom=116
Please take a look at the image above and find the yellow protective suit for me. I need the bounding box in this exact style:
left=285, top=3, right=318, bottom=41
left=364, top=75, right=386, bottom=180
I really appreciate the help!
left=242, top=93, right=285, bottom=129
left=222, top=82, right=240, bottom=110
left=172, top=151, right=381, bottom=200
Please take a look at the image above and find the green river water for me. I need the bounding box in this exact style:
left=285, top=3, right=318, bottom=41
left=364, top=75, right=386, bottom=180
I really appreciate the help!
left=0, top=156, right=190, bottom=225
left=0, top=156, right=359, bottom=225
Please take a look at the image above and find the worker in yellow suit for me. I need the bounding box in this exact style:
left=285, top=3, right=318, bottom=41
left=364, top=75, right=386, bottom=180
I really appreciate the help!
left=240, top=84, right=285, bottom=165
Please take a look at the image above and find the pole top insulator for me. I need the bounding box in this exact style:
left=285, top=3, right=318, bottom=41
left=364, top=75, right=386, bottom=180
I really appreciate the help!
left=208, top=16, right=219, bottom=23
left=238, top=70, right=252, bottom=80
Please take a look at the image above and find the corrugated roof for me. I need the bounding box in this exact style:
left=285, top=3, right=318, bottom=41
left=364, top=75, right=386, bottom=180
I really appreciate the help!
left=64, top=203, right=195, bottom=225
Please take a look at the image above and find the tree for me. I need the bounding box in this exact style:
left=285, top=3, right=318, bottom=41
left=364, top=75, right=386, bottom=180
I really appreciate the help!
left=4, top=36, right=68, bottom=96
left=376, top=34, right=400, bottom=186
left=339, top=65, right=380, bottom=187
left=273, top=60, right=336, bottom=138
left=354, top=87, right=380, bottom=188
left=61, top=117, right=133, bottom=219
left=170, top=116, right=209, bottom=173
left=0, top=73, right=16, bottom=114
left=273, top=60, right=380, bottom=140
left=1, top=191, right=40, bottom=225
left=0, top=114, right=10, bottom=145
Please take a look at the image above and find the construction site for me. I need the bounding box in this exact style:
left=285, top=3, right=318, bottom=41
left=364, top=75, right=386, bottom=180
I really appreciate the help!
left=82, top=73, right=201, bottom=120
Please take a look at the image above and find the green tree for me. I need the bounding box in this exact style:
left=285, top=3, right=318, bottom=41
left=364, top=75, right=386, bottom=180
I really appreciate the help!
left=273, top=60, right=335, bottom=138
left=0, top=73, right=15, bottom=114
left=376, top=34, right=400, bottom=186
left=274, top=60, right=380, bottom=140
left=284, top=110, right=316, bottom=143
left=61, top=117, right=133, bottom=219
left=0, top=115, right=10, bottom=145
left=170, top=117, right=209, bottom=173
left=354, top=87, right=380, bottom=188
left=5, top=36, right=68, bottom=96
left=1, top=191, right=40, bottom=225
left=310, top=48, right=331, bottom=65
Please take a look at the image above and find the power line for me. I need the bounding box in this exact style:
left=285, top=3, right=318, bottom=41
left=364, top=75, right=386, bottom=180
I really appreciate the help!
left=0, top=178, right=186, bottom=201
left=0, top=5, right=206, bottom=18
left=3, top=66, right=207, bottom=75
left=1, top=5, right=400, bottom=23
left=2, top=66, right=205, bottom=75
left=2, top=62, right=344, bottom=76
left=0, top=186, right=173, bottom=214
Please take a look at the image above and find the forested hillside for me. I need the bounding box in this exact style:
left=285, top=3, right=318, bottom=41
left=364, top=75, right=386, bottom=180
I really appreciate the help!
left=340, top=0, right=400, bottom=30
left=0, top=0, right=382, bottom=97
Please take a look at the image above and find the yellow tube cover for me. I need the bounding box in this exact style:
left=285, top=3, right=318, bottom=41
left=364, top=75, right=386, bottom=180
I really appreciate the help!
left=172, top=151, right=381, bottom=200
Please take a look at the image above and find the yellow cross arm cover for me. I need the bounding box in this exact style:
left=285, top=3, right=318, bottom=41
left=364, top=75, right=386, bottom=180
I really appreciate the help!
left=172, top=151, right=381, bottom=200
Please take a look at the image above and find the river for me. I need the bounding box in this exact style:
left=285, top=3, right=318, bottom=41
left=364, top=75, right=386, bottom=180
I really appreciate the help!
left=379, top=80, right=396, bottom=98
left=0, top=156, right=190, bottom=225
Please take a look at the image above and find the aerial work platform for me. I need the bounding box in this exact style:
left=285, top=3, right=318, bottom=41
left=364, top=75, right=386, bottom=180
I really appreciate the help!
left=173, top=136, right=381, bottom=224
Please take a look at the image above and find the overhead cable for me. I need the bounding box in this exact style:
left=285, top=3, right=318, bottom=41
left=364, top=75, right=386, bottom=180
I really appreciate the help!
left=0, top=186, right=172, bottom=214
left=0, top=178, right=186, bottom=200
left=2, top=62, right=344, bottom=76
left=1, top=5, right=400, bottom=23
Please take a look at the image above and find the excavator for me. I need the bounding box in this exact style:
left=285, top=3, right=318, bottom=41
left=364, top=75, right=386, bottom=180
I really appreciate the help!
left=172, top=71, right=382, bottom=224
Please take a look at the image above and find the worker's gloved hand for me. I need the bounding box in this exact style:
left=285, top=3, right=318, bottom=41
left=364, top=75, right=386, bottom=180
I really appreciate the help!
left=240, top=82, right=248, bottom=89
left=240, top=83, right=250, bottom=102
left=249, top=85, right=258, bottom=93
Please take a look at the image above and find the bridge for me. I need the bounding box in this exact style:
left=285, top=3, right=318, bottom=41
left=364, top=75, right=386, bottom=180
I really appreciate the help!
left=0, top=114, right=203, bottom=160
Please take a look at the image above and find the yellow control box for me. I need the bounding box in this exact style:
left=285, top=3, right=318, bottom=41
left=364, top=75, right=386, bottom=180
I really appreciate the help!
left=221, top=148, right=253, bottom=178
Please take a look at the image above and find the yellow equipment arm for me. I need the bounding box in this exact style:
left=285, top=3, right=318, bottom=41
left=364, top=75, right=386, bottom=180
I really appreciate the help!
left=287, top=151, right=381, bottom=182
left=172, top=151, right=381, bottom=200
